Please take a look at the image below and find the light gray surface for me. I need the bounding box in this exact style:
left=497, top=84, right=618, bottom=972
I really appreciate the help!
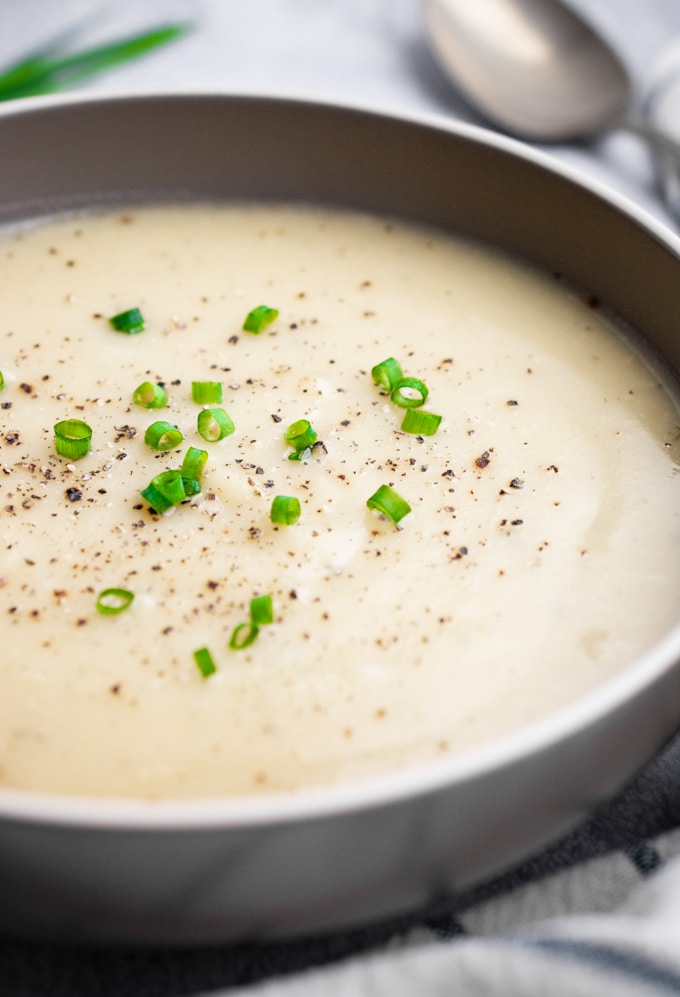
left=3, top=0, right=680, bottom=225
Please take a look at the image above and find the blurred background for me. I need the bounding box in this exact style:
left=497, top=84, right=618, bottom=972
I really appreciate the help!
left=3, top=0, right=680, bottom=226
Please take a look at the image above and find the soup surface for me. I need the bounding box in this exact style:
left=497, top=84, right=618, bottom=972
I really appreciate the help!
left=1, top=204, right=679, bottom=799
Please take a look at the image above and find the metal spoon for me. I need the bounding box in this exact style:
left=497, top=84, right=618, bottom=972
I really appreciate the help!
left=423, top=0, right=680, bottom=163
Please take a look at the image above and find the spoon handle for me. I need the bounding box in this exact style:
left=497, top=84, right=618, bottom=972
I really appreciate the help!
left=619, top=116, right=680, bottom=225
left=621, top=116, right=680, bottom=165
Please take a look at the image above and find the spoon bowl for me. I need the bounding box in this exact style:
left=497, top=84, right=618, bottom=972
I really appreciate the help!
left=423, top=0, right=632, bottom=141
left=424, top=0, right=680, bottom=224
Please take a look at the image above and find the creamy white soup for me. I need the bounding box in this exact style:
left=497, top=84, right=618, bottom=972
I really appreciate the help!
left=1, top=204, right=679, bottom=799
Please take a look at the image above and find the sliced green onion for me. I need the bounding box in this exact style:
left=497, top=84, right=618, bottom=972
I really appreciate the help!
left=144, top=420, right=183, bottom=451
left=140, top=481, right=174, bottom=514
left=181, top=446, right=208, bottom=482
left=0, top=372, right=4, bottom=390
left=141, top=469, right=191, bottom=513
left=371, top=357, right=403, bottom=391
left=182, top=475, right=202, bottom=497
left=96, top=587, right=134, bottom=615
left=194, top=647, right=217, bottom=678
left=270, top=495, right=301, bottom=525
left=132, top=381, right=167, bottom=409
left=197, top=407, right=235, bottom=442
left=284, top=418, right=317, bottom=452
left=229, top=593, right=274, bottom=651
left=191, top=380, right=222, bottom=404
left=229, top=621, right=260, bottom=650
left=243, top=305, right=279, bottom=334
left=109, top=307, right=144, bottom=334
left=390, top=377, right=429, bottom=409
left=288, top=447, right=311, bottom=462
left=366, top=484, right=411, bottom=524
left=54, top=418, right=92, bottom=459
left=401, top=409, right=442, bottom=436
left=152, top=469, right=186, bottom=503
left=250, top=594, right=274, bottom=625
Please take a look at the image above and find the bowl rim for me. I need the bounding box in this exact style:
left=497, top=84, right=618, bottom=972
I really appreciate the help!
left=1, top=89, right=680, bottom=830
left=1, top=86, right=679, bottom=237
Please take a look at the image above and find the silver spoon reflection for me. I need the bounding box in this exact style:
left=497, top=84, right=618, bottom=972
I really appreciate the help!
left=423, top=0, right=680, bottom=164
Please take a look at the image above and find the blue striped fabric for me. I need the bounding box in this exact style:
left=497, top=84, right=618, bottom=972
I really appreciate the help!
left=221, top=829, right=680, bottom=996
left=520, top=938, right=680, bottom=996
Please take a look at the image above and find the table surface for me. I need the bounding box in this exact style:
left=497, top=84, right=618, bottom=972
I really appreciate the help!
left=3, top=2, right=680, bottom=994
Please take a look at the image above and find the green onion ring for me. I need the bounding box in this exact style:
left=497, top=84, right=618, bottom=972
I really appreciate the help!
left=401, top=409, right=442, bottom=436
left=390, top=377, right=429, bottom=409
left=284, top=418, right=317, bottom=452
left=366, top=484, right=412, bottom=524
left=181, top=475, right=202, bottom=497
left=109, top=307, right=144, bottom=334
left=270, top=495, right=301, bottom=525
left=132, top=381, right=167, bottom=409
left=191, top=380, right=223, bottom=404
left=181, top=446, right=208, bottom=482
left=194, top=647, right=217, bottom=678
left=243, top=305, right=279, bottom=333
left=54, top=418, right=92, bottom=459
left=250, top=594, right=274, bottom=625
left=197, top=407, right=235, bottom=442
left=371, top=357, right=403, bottom=391
left=144, top=420, right=183, bottom=451
left=141, top=469, right=188, bottom=513
left=140, top=482, right=174, bottom=514
left=96, top=587, right=134, bottom=615
left=152, top=469, right=186, bottom=504
left=229, top=621, right=260, bottom=650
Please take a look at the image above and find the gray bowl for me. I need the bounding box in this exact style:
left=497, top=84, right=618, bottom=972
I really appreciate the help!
left=1, top=93, right=680, bottom=944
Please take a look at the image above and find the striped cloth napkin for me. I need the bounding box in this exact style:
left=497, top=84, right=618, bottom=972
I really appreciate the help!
left=213, top=727, right=680, bottom=997
left=222, top=832, right=680, bottom=997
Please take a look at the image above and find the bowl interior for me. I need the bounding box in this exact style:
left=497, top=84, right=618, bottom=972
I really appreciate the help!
left=1, top=94, right=680, bottom=943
